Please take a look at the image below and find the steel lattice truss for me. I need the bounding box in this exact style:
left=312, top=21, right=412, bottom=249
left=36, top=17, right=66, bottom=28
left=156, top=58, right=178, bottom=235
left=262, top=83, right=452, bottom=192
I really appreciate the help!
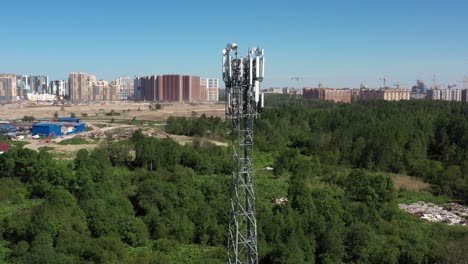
left=222, top=43, right=265, bottom=264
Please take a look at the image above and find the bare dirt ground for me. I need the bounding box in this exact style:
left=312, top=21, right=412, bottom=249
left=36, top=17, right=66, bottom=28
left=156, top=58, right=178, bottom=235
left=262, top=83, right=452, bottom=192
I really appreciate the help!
left=2, top=101, right=226, bottom=158
left=390, top=174, right=432, bottom=191
left=0, top=101, right=225, bottom=121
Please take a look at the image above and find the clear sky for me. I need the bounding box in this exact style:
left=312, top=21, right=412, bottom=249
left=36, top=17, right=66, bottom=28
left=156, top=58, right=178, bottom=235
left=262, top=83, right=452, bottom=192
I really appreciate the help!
left=1, top=0, right=467, bottom=88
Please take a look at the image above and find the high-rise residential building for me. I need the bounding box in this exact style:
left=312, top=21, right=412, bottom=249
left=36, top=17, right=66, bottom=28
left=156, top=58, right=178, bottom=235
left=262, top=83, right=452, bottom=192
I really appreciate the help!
left=49, top=80, right=68, bottom=98
left=90, top=80, right=116, bottom=101
left=135, top=74, right=211, bottom=102
left=0, top=74, right=17, bottom=101
left=30, top=76, right=49, bottom=94
left=137, top=75, right=163, bottom=101
left=427, top=89, right=462, bottom=101
left=134, top=77, right=142, bottom=101
left=17, top=75, right=32, bottom=97
left=359, top=89, right=410, bottom=101
left=163, top=74, right=183, bottom=102
left=203, top=78, right=219, bottom=101
left=68, top=72, right=96, bottom=102
left=184, top=75, right=206, bottom=101
left=303, top=88, right=352, bottom=103
left=114, top=77, right=134, bottom=100
left=462, top=89, right=468, bottom=102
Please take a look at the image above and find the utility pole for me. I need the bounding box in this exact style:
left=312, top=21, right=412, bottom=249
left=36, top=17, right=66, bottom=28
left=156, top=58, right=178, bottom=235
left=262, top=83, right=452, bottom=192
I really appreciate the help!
left=222, top=42, right=265, bottom=264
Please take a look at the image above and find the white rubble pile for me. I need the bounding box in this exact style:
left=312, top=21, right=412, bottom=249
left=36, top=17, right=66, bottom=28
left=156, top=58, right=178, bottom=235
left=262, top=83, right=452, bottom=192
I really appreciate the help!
left=446, top=203, right=468, bottom=217
left=398, top=201, right=468, bottom=226
left=272, top=197, right=288, bottom=205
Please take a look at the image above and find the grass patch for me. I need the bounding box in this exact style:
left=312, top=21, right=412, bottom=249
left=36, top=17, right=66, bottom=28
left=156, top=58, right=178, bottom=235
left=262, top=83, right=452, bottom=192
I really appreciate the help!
left=58, top=138, right=95, bottom=145
left=38, top=146, right=55, bottom=152
left=0, top=199, right=44, bottom=222
left=93, top=123, right=109, bottom=128
left=389, top=173, right=431, bottom=192
left=396, top=190, right=450, bottom=205
left=9, top=141, right=30, bottom=148
left=254, top=151, right=289, bottom=203
left=51, top=151, right=80, bottom=160
left=129, top=240, right=224, bottom=264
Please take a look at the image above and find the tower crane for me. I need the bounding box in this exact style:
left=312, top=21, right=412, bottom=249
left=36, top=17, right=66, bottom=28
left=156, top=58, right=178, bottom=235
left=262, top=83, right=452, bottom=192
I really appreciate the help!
left=456, top=76, right=468, bottom=89
left=393, top=82, right=408, bottom=89
left=379, top=76, right=389, bottom=88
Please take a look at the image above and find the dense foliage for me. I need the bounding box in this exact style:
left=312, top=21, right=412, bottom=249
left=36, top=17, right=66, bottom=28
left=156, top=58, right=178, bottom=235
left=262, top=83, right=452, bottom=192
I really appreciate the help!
left=166, top=114, right=225, bottom=139
left=257, top=97, right=468, bottom=203
left=0, top=99, right=467, bottom=263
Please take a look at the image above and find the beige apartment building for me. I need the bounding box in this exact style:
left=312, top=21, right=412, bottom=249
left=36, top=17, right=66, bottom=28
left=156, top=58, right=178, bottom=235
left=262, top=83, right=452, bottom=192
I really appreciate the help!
left=427, top=89, right=462, bottom=101
left=68, top=72, right=97, bottom=102
left=303, top=88, right=352, bottom=103
left=359, top=89, right=410, bottom=101
left=0, top=74, right=17, bottom=101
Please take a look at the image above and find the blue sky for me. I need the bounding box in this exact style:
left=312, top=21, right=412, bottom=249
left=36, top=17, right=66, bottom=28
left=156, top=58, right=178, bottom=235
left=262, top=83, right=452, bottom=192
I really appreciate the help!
left=1, top=0, right=467, bottom=88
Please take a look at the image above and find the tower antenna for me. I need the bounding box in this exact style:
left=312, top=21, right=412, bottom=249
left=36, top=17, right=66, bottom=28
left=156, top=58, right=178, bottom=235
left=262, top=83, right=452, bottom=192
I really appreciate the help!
left=222, top=42, right=265, bottom=264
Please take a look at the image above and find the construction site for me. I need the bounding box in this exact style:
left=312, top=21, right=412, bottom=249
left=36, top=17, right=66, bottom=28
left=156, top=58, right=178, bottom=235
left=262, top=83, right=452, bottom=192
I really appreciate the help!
left=0, top=101, right=225, bottom=158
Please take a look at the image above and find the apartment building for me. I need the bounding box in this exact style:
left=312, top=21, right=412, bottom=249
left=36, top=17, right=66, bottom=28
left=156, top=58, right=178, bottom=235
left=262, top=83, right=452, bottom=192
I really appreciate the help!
left=303, top=88, right=352, bottom=103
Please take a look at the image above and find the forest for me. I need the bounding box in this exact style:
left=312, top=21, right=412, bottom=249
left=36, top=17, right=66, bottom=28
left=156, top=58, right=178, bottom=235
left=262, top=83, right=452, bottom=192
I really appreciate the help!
left=0, top=97, right=467, bottom=263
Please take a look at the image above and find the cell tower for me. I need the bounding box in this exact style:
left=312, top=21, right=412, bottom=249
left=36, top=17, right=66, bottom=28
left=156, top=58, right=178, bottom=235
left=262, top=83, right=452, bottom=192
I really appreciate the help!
left=222, top=42, right=265, bottom=264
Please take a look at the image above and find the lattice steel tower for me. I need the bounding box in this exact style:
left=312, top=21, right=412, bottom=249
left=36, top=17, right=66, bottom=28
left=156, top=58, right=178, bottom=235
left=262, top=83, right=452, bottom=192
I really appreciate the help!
left=222, top=43, right=265, bottom=264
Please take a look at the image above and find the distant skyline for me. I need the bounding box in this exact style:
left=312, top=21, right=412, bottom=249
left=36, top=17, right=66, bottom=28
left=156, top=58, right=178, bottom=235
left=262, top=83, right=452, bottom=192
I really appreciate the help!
left=1, top=0, right=467, bottom=89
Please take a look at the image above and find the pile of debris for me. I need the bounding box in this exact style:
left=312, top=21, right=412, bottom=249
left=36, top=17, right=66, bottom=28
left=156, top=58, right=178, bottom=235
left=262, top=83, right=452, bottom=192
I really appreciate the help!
left=398, top=201, right=468, bottom=226
left=272, top=197, right=288, bottom=205
left=446, top=203, right=468, bottom=217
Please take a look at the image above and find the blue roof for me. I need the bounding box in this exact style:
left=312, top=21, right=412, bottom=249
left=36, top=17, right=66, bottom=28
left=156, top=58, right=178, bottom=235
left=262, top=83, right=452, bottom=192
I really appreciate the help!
left=58, top=118, right=80, bottom=122
left=33, top=123, right=62, bottom=127
left=0, top=125, right=16, bottom=130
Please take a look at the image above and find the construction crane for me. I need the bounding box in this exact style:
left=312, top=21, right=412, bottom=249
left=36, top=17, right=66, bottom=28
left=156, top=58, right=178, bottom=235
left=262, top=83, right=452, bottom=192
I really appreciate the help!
left=456, top=76, right=468, bottom=89
left=317, top=80, right=324, bottom=88
left=432, top=74, right=440, bottom=89
left=379, top=76, right=389, bottom=88
left=290, top=77, right=303, bottom=89
left=393, top=82, right=408, bottom=89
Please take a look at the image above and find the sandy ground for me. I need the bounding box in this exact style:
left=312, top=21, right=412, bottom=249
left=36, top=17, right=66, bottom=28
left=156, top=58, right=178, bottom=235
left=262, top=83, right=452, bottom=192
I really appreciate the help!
left=0, top=101, right=225, bottom=121
left=21, top=121, right=228, bottom=158
left=2, top=101, right=226, bottom=158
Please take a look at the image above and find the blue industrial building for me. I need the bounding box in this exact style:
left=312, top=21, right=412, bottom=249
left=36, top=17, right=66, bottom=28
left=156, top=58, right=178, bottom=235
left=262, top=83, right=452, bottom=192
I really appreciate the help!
left=32, top=122, right=86, bottom=137
left=32, top=124, right=63, bottom=137
left=0, top=125, right=16, bottom=136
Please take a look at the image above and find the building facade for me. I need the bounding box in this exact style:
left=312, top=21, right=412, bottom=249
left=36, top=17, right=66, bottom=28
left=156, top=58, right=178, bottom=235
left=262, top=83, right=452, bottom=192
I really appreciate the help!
left=135, top=74, right=209, bottom=102
left=88, top=80, right=117, bottom=101
left=303, top=88, right=352, bottom=103
left=203, top=78, right=219, bottom=101
left=30, top=76, right=49, bottom=94
left=114, top=77, right=134, bottom=100
left=462, top=89, right=468, bottom=102
left=68, top=72, right=97, bottom=102
left=359, top=89, right=410, bottom=101
left=0, top=74, right=17, bottom=101
left=427, top=89, right=462, bottom=101
left=49, top=80, right=68, bottom=98
left=17, top=75, right=32, bottom=97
